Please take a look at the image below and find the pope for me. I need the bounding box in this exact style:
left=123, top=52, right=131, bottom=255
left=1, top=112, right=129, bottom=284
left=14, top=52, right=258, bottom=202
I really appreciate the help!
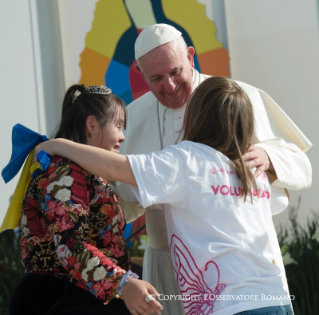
left=115, top=23, right=312, bottom=315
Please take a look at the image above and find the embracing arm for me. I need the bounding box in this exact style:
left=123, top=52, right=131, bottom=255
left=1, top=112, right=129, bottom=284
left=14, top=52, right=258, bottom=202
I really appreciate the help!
left=255, top=143, right=312, bottom=190
left=236, top=81, right=312, bottom=190
left=34, top=138, right=137, bottom=186
left=117, top=196, right=146, bottom=223
left=243, top=143, right=312, bottom=190
left=107, top=181, right=145, bottom=223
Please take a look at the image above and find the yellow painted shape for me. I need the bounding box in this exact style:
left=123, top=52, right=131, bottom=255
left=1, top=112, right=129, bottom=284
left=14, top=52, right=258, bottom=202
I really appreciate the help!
left=79, top=48, right=111, bottom=85
left=125, top=0, right=157, bottom=29
left=162, top=0, right=223, bottom=54
left=86, top=0, right=132, bottom=58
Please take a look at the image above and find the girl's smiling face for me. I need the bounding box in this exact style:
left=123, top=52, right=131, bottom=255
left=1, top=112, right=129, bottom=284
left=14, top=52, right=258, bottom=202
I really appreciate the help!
left=87, top=108, right=125, bottom=153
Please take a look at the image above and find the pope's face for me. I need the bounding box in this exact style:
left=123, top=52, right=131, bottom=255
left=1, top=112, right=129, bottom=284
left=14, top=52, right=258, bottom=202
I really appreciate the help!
left=137, top=41, right=195, bottom=109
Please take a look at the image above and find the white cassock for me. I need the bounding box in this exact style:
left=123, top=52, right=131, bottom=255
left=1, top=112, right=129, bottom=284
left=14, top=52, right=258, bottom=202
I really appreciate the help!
left=117, top=69, right=312, bottom=315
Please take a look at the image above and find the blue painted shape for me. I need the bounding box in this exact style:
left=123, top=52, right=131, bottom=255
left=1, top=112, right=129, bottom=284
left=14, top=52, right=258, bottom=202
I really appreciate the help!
left=112, top=24, right=137, bottom=67
left=105, top=59, right=132, bottom=103
left=119, top=89, right=133, bottom=105
left=123, top=222, right=133, bottom=249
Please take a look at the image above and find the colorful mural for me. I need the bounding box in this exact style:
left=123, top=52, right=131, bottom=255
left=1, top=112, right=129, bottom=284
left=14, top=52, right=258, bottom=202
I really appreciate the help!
left=78, top=0, right=230, bottom=244
left=79, top=0, right=230, bottom=104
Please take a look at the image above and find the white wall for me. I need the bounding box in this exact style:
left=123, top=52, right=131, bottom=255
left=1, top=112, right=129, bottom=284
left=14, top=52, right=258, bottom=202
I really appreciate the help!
left=0, top=0, right=64, bottom=227
left=224, top=0, right=319, bottom=229
left=0, top=1, right=41, bottom=226
left=57, top=0, right=97, bottom=87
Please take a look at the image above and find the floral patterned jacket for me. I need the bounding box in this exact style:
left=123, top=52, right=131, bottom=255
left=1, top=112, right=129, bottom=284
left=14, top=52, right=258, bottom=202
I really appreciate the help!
left=20, top=156, right=131, bottom=303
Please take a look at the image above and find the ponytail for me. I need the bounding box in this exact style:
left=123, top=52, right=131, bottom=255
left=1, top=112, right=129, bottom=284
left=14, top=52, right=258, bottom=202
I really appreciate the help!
left=60, top=84, right=85, bottom=119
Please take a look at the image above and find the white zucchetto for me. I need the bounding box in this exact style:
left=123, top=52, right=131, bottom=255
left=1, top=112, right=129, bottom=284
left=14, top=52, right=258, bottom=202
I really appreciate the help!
left=135, top=24, right=182, bottom=60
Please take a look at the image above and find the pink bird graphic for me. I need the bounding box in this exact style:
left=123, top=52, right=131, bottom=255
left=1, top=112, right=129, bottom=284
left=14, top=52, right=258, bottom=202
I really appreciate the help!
left=170, top=234, right=226, bottom=315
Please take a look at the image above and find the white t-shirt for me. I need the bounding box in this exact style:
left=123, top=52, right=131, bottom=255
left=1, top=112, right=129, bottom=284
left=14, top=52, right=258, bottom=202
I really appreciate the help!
left=128, top=141, right=291, bottom=315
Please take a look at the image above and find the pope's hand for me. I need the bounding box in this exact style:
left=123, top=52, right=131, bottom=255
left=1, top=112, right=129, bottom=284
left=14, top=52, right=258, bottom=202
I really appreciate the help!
left=121, top=279, right=163, bottom=315
left=243, top=145, right=275, bottom=178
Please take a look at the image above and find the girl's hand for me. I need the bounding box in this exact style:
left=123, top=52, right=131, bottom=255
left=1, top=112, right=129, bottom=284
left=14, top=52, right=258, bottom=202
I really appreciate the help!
left=33, top=139, right=63, bottom=163
left=121, top=279, right=163, bottom=315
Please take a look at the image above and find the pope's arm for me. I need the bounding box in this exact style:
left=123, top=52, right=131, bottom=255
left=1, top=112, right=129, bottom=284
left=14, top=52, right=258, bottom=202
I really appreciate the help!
left=117, top=193, right=145, bottom=223
left=238, top=81, right=312, bottom=190
left=115, top=93, right=160, bottom=222
left=256, top=142, right=311, bottom=190
left=107, top=180, right=145, bottom=223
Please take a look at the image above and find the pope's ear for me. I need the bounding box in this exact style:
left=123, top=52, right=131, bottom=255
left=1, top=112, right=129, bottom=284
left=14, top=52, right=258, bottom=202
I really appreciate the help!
left=135, top=63, right=141, bottom=72
left=135, top=63, right=146, bottom=79
left=187, top=46, right=195, bottom=68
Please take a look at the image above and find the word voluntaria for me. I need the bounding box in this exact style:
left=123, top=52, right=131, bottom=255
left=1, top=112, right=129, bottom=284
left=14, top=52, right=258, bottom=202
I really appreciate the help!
left=211, top=185, right=270, bottom=199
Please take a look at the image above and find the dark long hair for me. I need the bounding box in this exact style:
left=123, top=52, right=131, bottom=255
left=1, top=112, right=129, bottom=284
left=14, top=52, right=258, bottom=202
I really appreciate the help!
left=54, top=84, right=126, bottom=144
left=183, top=76, right=257, bottom=201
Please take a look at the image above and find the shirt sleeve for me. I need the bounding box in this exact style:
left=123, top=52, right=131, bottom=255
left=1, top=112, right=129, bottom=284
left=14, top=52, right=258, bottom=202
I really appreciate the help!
left=270, top=185, right=289, bottom=216
left=253, top=169, right=289, bottom=215
left=235, top=80, right=312, bottom=191
left=128, top=146, right=186, bottom=209
left=41, top=159, right=126, bottom=304
left=256, top=142, right=312, bottom=190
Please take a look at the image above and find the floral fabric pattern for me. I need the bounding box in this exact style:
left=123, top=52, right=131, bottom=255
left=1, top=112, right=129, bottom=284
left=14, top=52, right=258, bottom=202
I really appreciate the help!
left=20, top=156, right=130, bottom=303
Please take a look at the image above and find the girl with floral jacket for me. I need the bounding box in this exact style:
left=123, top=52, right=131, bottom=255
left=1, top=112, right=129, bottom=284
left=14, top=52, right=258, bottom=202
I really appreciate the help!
left=9, top=85, right=162, bottom=315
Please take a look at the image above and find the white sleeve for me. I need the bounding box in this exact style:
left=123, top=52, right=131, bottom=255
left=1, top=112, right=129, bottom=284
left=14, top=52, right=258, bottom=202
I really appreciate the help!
left=256, top=143, right=312, bottom=190
left=108, top=182, right=145, bottom=223
left=128, top=146, right=186, bottom=209
left=270, top=185, right=289, bottom=216
left=254, top=170, right=289, bottom=215
left=235, top=81, right=312, bottom=190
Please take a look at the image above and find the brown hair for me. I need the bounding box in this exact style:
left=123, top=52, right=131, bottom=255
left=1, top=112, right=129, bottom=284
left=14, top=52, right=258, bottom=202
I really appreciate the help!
left=183, top=76, right=257, bottom=202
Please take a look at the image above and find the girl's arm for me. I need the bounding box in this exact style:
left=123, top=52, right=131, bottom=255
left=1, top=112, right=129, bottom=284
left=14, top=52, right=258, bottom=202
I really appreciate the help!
left=34, top=138, right=136, bottom=186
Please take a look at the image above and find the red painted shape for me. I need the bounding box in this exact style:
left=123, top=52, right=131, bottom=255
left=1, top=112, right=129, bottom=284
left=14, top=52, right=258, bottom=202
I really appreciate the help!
left=129, top=59, right=150, bottom=100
